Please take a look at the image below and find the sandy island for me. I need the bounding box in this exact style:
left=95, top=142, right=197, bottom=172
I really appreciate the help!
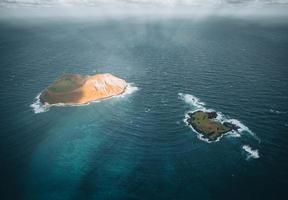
left=40, top=73, right=127, bottom=105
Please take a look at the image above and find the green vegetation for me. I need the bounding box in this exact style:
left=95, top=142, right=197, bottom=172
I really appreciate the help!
left=187, top=111, right=233, bottom=141
left=47, top=74, right=86, bottom=93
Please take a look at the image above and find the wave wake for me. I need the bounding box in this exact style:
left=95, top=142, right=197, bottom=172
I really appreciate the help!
left=178, top=93, right=205, bottom=109
left=242, top=145, right=260, bottom=159
left=179, top=93, right=260, bottom=142
left=269, top=109, right=287, bottom=114
left=179, top=93, right=261, bottom=159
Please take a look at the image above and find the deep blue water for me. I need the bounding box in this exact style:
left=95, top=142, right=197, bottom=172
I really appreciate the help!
left=0, top=16, right=288, bottom=200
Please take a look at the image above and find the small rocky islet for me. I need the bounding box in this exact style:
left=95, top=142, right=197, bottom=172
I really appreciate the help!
left=40, top=73, right=127, bottom=105
left=186, top=110, right=239, bottom=141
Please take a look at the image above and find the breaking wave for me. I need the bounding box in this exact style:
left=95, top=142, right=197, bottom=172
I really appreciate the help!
left=178, top=93, right=205, bottom=109
left=118, top=83, right=139, bottom=97
left=269, top=109, right=287, bottom=114
left=178, top=93, right=260, bottom=143
left=30, top=94, right=48, bottom=114
left=179, top=93, right=261, bottom=160
left=242, top=145, right=260, bottom=159
left=31, top=83, right=138, bottom=114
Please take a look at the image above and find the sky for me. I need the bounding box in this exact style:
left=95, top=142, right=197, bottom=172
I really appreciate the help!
left=1, top=0, right=288, bottom=7
left=0, top=0, right=287, bottom=18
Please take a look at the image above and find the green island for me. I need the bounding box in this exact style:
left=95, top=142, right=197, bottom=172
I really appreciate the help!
left=46, top=74, right=86, bottom=93
left=186, top=111, right=239, bottom=141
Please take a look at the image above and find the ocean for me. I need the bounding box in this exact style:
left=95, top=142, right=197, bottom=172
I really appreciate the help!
left=0, top=16, right=288, bottom=200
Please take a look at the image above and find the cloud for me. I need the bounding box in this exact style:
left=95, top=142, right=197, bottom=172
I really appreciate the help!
left=1, top=0, right=288, bottom=7
left=0, top=0, right=288, bottom=18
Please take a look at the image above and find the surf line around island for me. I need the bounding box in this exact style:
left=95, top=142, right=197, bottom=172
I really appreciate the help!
left=178, top=92, right=260, bottom=160
left=31, top=73, right=138, bottom=114
left=31, top=83, right=138, bottom=114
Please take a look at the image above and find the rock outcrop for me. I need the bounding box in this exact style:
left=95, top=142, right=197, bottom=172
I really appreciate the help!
left=186, top=110, right=239, bottom=141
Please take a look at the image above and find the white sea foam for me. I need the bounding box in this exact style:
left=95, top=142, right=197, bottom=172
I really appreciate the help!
left=226, top=131, right=241, bottom=138
left=178, top=93, right=205, bottom=109
left=145, top=108, right=151, bottom=113
left=224, top=118, right=260, bottom=142
left=242, top=145, right=260, bottom=160
left=31, top=83, right=138, bottom=114
left=269, top=109, right=287, bottom=114
left=179, top=93, right=260, bottom=143
left=119, top=83, right=139, bottom=97
left=30, top=94, right=49, bottom=114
